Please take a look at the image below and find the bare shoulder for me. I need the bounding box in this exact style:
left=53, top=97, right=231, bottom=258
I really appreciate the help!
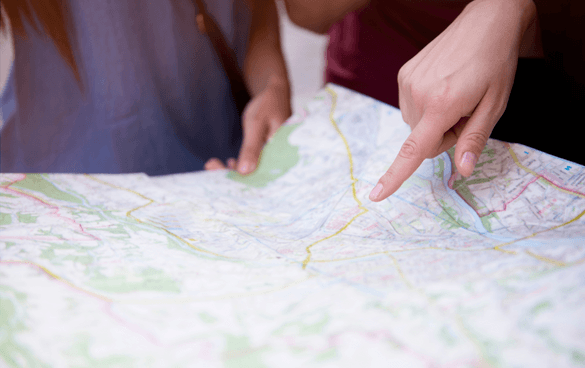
left=281, top=0, right=370, bottom=34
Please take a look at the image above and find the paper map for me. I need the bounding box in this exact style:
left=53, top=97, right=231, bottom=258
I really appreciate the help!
left=1, top=85, right=585, bottom=367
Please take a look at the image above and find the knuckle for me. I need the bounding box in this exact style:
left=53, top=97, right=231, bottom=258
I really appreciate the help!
left=398, top=138, right=421, bottom=160
left=409, top=84, right=425, bottom=103
left=397, top=65, right=409, bottom=85
left=464, top=131, right=489, bottom=150
left=428, top=83, right=451, bottom=108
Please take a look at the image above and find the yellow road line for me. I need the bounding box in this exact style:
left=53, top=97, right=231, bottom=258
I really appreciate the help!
left=3, top=260, right=315, bottom=305
left=85, top=175, right=226, bottom=258
left=507, top=145, right=540, bottom=177
left=455, top=314, right=496, bottom=368
left=387, top=254, right=414, bottom=289
left=507, top=144, right=585, bottom=199
left=494, top=209, right=585, bottom=265
left=494, top=145, right=585, bottom=265
left=302, top=87, right=369, bottom=269
left=525, top=250, right=567, bottom=267
left=310, top=246, right=497, bottom=263
left=2, top=260, right=112, bottom=302
left=2, top=186, right=55, bottom=208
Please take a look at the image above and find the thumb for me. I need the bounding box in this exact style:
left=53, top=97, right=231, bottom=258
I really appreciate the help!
left=237, top=116, right=268, bottom=175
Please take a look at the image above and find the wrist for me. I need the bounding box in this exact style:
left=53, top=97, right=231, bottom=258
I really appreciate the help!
left=472, top=0, right=536, bottom=28
left=467, top=0, right=538, bottom=53
left=515, top=0, right=537, bottom=34
left=265, top=74, right=290, bottom=97
left=507, top=0, right=540, bottom=58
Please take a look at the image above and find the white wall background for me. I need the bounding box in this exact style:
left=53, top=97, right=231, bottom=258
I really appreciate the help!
left=276, top=1, right=329, bottom=114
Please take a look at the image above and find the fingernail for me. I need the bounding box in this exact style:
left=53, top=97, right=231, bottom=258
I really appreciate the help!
left=238, top=162, right=254, bottom=175
left=448, top=172, right=457, bottom=189
left=369, top=183, right=384, bottom=201
left=460, top=152, right=478, bottom=174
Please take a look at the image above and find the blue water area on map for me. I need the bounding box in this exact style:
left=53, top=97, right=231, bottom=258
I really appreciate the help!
left=440, top=152, right=515, bottom=243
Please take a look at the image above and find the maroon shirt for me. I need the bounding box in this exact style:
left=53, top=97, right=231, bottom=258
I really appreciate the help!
left=326, top=0, right=470, bottom=107
left=325, top=0, right=584, bottom=164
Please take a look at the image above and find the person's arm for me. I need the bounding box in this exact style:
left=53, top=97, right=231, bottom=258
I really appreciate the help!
left=243, top=0, right=289, bottom=98
left=369, top=0, right=538, bottom=202
left=282, top=0, right=369, bottom=34
left=237, top=0, right=292, bottom=174
left=204, top=0, right=292, bottom=174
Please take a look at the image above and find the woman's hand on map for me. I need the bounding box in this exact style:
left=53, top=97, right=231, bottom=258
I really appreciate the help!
left=204, top=79, right=291, bottom=174
left=369, top=0, right=537, bottom=202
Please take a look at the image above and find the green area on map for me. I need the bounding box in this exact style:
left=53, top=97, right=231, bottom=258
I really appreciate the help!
left=228, top=124, right=301, bottom=188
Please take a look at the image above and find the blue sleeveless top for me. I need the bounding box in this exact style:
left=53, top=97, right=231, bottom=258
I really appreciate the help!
left=0, top=0, right=250, bottom=174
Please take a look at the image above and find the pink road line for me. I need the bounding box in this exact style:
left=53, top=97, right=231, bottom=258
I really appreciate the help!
left=102, top=303, right=164, bottom=347
left=468, top=170, right=585, bottom=218
left=0, top=236, right=98, bottom=242
left=361, top=329, right=437, bottom=366
left=538, top=202, right=554, bottom=216
left=449, top=147, right=585, bottom=218
left=1, top=173, right=26, bottom=186
left=285, top=107, right=309, bottom=125
left=0, top=260, right=111, bottom=302
left=103, top=303, right=210, bottom=350
left=537, top=174, right=585, bottom=198
left=505, top=143, right=585, bottom=198
left=448, top=172, right=457, bottom=190
left=477, top=175, right=541, bottom=218
left=3, top=260, right=180, bottom=349
left=335, top=326, right=482, bottom=367
left=2, top=260, right=161, bottom=348
left=1, top=174, right=101, bottom=241
left=451, top=189, right=481, bottom=216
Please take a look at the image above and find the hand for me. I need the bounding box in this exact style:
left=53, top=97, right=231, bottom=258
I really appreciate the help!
left=204, top=79, right=291, bottom=173
left=369, top=0, right=537, bottom=202
left=204, top=157, right=237, bottom=171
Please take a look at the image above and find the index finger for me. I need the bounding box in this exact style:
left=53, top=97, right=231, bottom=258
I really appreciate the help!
left=369, top=113, right=454, bottom=202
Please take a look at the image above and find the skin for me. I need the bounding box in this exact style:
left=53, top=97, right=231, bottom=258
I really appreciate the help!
left=370, top=0, right=537, bottom=201
left=203, top=0, right=292, bottom=173
left=283, top=0, right=538, bottom=201
left=283, top=0, right=368, bottom=34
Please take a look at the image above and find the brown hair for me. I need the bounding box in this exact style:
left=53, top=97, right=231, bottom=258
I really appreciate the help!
left=1, top=0, right=80, bottom=81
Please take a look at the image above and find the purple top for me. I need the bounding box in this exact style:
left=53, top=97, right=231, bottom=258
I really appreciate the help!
left=1, top=0, right=250, bottom=174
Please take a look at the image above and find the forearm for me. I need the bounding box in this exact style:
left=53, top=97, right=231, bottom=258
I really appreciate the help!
left=468, top=0, right=537, bottom=51
left=244, top=0, right=290, bottom=98
left=505, top=0, right=541, bottom=58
